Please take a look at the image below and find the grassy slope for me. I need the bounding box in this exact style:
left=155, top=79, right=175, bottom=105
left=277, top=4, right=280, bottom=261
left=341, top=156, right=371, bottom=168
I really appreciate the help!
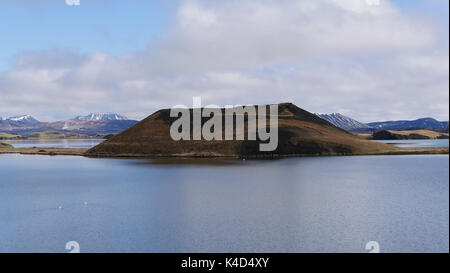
left=0, top=132, right=22, bottom=140
left=385, top=130, right=448, bottom=139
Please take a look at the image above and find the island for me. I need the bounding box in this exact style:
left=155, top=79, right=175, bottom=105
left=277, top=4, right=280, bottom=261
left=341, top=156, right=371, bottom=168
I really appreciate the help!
left=85, top=103, right=448, bottom=158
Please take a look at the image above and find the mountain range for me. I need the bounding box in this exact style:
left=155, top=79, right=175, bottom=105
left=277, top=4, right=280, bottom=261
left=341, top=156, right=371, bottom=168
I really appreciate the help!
left=0, top=115, right=40, bottom=126
left=2, top=111, right=448, bottom=136
left=0, top=113, right=137, bottom=135
left=317, top=113, right=449, bottom=132
left=367, top=118, right=449, bottom=131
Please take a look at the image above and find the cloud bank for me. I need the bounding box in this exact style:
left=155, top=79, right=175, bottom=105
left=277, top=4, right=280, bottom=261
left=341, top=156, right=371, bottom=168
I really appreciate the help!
left=0, top=0, right=448, bottom=122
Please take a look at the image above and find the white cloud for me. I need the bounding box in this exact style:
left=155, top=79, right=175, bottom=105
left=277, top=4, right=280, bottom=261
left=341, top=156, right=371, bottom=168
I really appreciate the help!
left=136, top=0, right=434, bottom=75
left=0, top=0, right=448, bottom=122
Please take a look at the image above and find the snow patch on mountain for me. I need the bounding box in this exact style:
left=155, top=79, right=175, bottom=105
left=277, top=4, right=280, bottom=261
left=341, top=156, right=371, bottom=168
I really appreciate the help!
left=3, top=115, right=40, bottom=124
left=316, top=113, right=372, bottom=131
left=9, top=115, right=32, bottom=121
left=73, top=113, right=129, bottom=121
left=62, top=121, right=69, bottom=130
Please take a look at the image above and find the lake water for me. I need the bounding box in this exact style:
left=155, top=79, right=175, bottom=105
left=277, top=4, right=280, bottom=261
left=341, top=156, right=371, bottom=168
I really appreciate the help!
left=0, top=153, right=448, bottom=253
left=4, top=138, right=447, bottom=149
left=2, top=139, right=104, bottom=149
left=374, top=139, right=449, bottom=148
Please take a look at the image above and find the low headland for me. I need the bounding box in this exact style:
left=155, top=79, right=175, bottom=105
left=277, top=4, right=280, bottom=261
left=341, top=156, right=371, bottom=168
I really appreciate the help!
left=372, top=129, right=449, bottom=140
left=0, top=146, right=87, bottom=156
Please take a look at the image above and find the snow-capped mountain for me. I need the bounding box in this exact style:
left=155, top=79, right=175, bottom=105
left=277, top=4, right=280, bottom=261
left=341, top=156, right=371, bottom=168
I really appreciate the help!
left=316, top=113, right=372, bottom=132
left=73, top=113, right=129, bottom=121
left=2, top=115, right=40, bottom=125
left=0, top=113, right=137, bottom=135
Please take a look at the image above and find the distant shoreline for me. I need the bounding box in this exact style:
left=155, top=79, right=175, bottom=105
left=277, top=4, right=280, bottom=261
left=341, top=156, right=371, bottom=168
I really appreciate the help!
left=0, top=131, right=112, bottom=140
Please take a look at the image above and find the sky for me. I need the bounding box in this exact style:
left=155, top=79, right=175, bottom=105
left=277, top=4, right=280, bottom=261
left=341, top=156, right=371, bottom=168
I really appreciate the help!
left=0, top=0, right=448, bottom=122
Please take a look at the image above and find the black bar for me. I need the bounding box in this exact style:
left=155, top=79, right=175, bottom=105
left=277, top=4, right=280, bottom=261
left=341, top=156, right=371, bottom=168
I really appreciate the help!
left=1, top=253, right=448, bottom=272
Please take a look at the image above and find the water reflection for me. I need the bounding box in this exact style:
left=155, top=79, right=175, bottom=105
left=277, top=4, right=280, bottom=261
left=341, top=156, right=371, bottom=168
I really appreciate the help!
left=0, top=154, right=448, bottom=252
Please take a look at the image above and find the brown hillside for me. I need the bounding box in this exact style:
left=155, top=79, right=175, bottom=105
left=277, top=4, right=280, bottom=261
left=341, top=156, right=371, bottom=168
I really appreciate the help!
left=0, top=142, right=13, bottom=149
left=86, top=103, right=401, bottom=157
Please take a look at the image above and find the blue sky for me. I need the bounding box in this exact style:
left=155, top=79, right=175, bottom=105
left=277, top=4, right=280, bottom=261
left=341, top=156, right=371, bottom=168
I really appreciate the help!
left=0, top=0, right=448, bottom=122
left=0, top=0, right=178, bottom=71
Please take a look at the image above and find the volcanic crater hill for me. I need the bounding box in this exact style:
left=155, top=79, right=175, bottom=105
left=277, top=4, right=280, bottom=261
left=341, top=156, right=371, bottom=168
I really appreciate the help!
left=86, top=103, right=405, bottom=158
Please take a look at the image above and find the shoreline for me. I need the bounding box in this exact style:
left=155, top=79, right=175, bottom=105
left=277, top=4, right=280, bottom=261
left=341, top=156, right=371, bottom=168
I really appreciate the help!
left=0, top=147, right=88, bottom=156
left=1, top=146, right=448, bottom=158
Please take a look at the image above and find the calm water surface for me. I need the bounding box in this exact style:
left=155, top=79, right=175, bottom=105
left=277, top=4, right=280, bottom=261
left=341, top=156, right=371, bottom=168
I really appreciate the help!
left=374, top=139, right=449, bottom=148
left=4, top=139, right=447, bottom=149
left=2, top=139, right=104, bottom=148
left=0, top=153, right=448, bottom=253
